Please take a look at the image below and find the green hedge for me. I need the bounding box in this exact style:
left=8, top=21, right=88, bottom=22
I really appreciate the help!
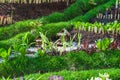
left=72, top=0, right=115, bottom=22
left=42, top=0, right=110, bottom=23
left=39, top=22, right=73, bottom=38
left=0, top=31, right=37, bottom=49
left=0, top=50, right=119, bottom=77
left=0, top=19, right=42, bottom=40
left=23, top=69, right=120, bottom=80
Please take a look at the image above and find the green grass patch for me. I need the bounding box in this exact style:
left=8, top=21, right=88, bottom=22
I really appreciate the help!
left=23, top=68, right=120, bottom=80
left=0, top=19, right=42, bottom=40
left=0, top=50, right=119, bottom=77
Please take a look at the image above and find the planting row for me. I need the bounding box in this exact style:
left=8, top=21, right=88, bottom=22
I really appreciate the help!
left=75, top=22, right=120, bottom=35
left=29, top=28, right=120, bottom=55
left=0, top=15, right=13, bottom=26
left=27, top=21, right=120, bottom=55
left=0, top=21, right=120, bottom=53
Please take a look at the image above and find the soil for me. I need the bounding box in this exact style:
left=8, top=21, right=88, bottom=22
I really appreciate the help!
left=0, top=2, right=69, bottom=22
left=67, top=28, right=114, bottom=44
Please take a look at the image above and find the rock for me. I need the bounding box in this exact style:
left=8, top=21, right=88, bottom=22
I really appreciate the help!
left=57, top=28, right=71, bottom=37
left=48, top=75, right=64, bottom=80
left=27, top=47, right=38, bottom=54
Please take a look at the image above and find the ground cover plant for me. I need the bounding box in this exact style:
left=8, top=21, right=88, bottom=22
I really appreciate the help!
left=0, top=0, right=120, bottom=80
left=0, top=50, right=120, bottom=77
left=0, top=19, right=42, bottom=40
left=2, top=69, right=119, bottom=80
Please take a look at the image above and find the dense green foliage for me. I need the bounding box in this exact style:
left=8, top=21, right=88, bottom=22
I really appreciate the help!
left=0, top=50, right=119, bottom=77
left=22, top=69, right=120, bottom=80
left=72, top=0, right=115, bottom=22
left=0, top=20, right=42, bottom=40
left=43, top=0, right=110, bottom=23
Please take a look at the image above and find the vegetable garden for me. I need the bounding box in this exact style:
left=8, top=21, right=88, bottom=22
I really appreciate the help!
left=0, top=0, right=120, bottom=80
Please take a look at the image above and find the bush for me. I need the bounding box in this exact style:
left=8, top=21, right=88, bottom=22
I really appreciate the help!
left=22, top=69, right=120, bottom=80
left=72, top=0, right=115, bottom=22
left=42, top=0, right=110, bottom=23
left=0, top=19, right=42, bottom=40
left=39, top=22, right=73, bottom=38
left=0, top=50, right=119, bottom=77
left=43, top=12, right=65, bottom=23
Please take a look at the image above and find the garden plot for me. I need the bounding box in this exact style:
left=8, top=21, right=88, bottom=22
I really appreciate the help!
left=28, top=27, right=120, bottom=55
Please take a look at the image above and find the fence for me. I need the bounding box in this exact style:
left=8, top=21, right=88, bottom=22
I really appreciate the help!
left=92, top=0, right=120, bottom=23
left=0, top=15, right=13, bottom=26
left=0, top=0, right=75, bottom=4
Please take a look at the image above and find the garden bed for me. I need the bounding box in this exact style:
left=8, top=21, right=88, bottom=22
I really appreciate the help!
left=28, top=26, right=120, bottom=55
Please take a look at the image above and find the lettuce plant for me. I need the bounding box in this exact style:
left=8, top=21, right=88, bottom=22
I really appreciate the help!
left=0, top=47, right=11, bottom=61
left=87, top=73, right=111, bottom=80
left=96, top=38, right=113, bottom=51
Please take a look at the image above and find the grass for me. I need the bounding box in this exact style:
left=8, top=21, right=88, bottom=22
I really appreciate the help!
left=18, top=68, right=120, bottom=80
left=0, top=19, right=42, bottom=40
left=0, top=50, right=119, bottom=77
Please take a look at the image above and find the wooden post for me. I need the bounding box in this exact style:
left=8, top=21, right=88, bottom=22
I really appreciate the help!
left=105, top=8, right=109, bottom=19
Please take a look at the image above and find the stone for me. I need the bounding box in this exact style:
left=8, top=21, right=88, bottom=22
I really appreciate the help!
left=48, top=75, right=64, bottom=80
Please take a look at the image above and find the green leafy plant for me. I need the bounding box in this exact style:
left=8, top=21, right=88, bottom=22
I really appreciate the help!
left=39, top=32, right=57, bottom=55
left=61, top=34, right=67, bottom=49
left=12, top=32, right=35, bottom=55
left=39, top=32, right=49, bottom=52
left=96, top=38, right=113, bottom=51
left=87, top=73, right=111, bottom=80
left=77, top=33, right=82, bottom=47
left=0, top=47, right=11, bottom=61
left=1, top=76, right=11, bottom=80
left=74, top=21, right=120, bottom=35
left=68, top=33, right=77, bottom=47
left=36, top=49, right=45, bottom=57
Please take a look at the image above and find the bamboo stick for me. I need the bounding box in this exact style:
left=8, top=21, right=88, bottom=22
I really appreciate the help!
left=0, top=0, right=75, bottom=4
